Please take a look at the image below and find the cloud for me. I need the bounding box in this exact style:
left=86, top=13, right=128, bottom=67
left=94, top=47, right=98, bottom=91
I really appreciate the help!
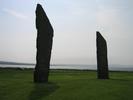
left=2, top=8, right=28, bottom=19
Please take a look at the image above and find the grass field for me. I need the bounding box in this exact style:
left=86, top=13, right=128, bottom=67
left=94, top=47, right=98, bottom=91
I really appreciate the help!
left=0, top=68, right=133, bottom=100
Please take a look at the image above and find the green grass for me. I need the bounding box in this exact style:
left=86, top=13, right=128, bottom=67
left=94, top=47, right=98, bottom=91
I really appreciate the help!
left=0, top=68, right=133, bottom=100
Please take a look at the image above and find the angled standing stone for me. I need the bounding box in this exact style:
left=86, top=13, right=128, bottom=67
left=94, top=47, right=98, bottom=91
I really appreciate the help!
left=34, top=4, right=54, bottom=83
left=96, top=31, right=109, bottom=79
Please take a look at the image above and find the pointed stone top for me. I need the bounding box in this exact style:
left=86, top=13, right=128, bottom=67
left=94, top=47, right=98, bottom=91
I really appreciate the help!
left=36, top=3, right=46, bottom=18
left=96, top=31, right=107, bottom=45
left=36, top=4, right=43, bottom=11
left=37, top=3, right=42, bottom=8
left=96, top=31, right=105, bottom=40
left=96, top=31, right=100, bottom=34
left=35, top=3, right=54, bottom=36
left=96, top=31, right=101, bottom=37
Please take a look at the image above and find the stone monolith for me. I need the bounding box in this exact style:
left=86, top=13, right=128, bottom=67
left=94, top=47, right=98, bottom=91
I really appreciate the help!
left=96, top=31, right=109, bottom=79
left=34, top=4, right=54, bottom=83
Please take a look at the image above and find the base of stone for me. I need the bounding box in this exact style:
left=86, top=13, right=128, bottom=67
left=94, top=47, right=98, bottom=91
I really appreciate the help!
left=34, top=69, right=49, bottom=83
left=97, top=74, right=109, bottom=79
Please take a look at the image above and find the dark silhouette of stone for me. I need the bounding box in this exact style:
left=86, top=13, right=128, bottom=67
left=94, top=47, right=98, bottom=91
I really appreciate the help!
left=34, top=4, right=54, bottom=83
left=96, top=31, right=109, bottom=79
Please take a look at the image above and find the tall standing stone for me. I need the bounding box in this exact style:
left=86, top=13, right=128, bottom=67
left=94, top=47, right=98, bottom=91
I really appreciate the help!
left=96, top=31, right=109, bottom=79
left=34, top=4, right=54, bottom=83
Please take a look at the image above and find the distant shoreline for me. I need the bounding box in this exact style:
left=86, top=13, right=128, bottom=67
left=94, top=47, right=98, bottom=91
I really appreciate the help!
left=0, top=61, right=133, bottom=72
left=0, top=67, right=133, bottom=72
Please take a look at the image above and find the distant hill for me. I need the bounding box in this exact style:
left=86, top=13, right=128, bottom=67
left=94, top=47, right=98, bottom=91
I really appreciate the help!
left=0, top=61, right=92, bottom=66
left=0, top=61, right=35, bottom=65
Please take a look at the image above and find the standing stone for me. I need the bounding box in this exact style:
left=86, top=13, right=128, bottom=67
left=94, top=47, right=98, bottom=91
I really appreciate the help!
left=96, top=31, right=109, bottom=79
left=34, top=4, right=54, bottom=83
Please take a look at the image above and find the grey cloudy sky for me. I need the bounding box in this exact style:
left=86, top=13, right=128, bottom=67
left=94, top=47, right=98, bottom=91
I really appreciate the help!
left=0, top=0, right=133, bottom=65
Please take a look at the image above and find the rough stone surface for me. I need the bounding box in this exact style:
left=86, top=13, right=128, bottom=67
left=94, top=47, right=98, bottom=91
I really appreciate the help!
left=34, top=4, right=54, bottom=83
left=96, top=31, right=109, bottom=79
